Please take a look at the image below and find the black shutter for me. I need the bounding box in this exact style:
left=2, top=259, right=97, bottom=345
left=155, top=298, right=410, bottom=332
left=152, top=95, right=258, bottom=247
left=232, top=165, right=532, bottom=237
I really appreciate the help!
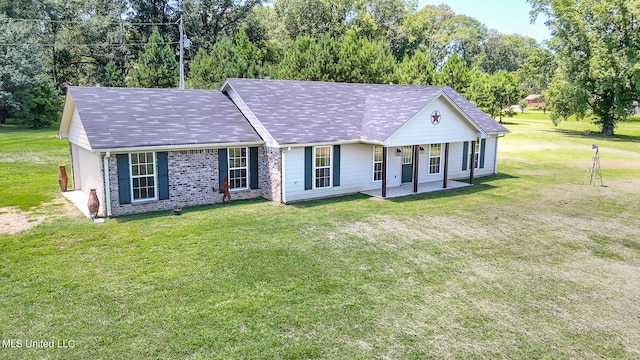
left=462, top=141, right=469, bottom=171
left=250, top=147, right=259, bottom=189
left=218, top=148, right=228, bottom=193
left=333, top=145, right=340, bottom=187
left=157, top=152, right=169, bottom=200
left=304, top=146, right=312, bottom=190
left=116, top=154, right=131, bottom=205
left=479, top=139, right=486, bottom=169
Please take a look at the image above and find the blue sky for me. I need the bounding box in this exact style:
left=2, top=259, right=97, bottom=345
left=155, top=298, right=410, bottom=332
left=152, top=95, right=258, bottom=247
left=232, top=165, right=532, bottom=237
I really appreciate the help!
left=417, top=0, right=551, bottom=43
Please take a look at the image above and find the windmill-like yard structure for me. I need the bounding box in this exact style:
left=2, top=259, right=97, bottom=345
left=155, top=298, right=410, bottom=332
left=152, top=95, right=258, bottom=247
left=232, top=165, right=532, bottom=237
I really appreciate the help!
left=585, top=144, right=604, bottom=186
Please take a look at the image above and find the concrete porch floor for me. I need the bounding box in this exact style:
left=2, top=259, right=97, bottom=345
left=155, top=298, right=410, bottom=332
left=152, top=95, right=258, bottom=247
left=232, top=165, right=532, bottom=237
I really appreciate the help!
left=361, top=180, right=471, bottom=199
left=61, top=190, right=91, bottom=218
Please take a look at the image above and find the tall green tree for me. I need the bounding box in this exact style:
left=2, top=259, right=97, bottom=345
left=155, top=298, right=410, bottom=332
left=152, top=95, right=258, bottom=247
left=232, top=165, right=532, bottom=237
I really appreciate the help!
left=402, top=5, right=487, bottom=67
left=182, top=0, right=264, bottom=52
left=351, top=0, right=412, bottom=59
left=336, top=30, right=396, bottom=83
left=276, top=35, right=339, bottom=81
left=14, top=79, right=60, bottom=128
left=485, top=71, right=522, bottom=122
left=436, top=54, right=470, bottom=94
left=466, top=69, right=494, bottom=115
left=467, top=69, right=521, bottom=122
left=127, top=27, right=178, bottom=88
left=186, top=31, right=263, bottom=89
left=0, top=18, right=59, bottom=126
left=393, top=50, right=436, bottom=85
left=99, top=60, right=126, bottom=87
left=476, top=33, right=534, bottom=74
left=515, top=45, right=556, bottom=95
left=530, top=0, right=640, bottom=135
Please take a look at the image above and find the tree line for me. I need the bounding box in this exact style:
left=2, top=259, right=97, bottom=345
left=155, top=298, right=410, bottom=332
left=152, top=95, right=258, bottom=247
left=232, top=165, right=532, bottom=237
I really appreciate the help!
left=1, top=0, right=638, bottom=135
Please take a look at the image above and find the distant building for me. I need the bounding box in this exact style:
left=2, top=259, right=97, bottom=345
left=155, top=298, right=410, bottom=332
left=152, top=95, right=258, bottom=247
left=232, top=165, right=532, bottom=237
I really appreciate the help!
left=524, top=94, right=545, bottom=109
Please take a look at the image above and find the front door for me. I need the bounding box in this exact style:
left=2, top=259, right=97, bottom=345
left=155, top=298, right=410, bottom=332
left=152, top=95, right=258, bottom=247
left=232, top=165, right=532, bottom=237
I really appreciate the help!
left=401, top=146, right=413, bottom=183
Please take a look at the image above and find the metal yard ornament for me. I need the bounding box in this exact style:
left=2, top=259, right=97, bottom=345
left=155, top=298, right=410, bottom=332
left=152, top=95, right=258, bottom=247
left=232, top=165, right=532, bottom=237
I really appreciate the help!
left=584, top=144, right=603, bottom=186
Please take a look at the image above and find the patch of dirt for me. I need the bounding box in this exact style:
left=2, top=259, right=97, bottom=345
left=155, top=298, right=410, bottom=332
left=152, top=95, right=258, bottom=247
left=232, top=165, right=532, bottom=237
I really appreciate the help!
left=0, top=196, right=80, bottom=235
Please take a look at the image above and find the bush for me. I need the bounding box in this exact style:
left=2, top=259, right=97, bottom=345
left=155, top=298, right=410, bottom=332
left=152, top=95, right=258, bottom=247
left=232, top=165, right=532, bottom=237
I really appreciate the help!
left=15, top=79, right=61, bottom=128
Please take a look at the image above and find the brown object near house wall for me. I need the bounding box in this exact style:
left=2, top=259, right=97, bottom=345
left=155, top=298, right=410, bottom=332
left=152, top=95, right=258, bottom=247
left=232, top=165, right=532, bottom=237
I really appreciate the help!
left=58, top=165, right=68, bottom=192
left=88, top=188, right=99, bottom=217
left=221, top=176, right=231, bottom=203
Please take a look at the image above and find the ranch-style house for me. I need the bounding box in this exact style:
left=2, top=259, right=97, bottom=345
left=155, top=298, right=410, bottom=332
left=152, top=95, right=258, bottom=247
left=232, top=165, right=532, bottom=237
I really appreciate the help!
left=58, top=78, right=509, bottom=217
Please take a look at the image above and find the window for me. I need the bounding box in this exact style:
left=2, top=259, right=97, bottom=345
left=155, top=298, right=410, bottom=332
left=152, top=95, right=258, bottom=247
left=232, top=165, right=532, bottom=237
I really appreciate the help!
left=402, top=146, right=412, bottom=164
left=469, top=138, right=481, bottom=169
left=130, top=152, right=157, bottom=201
left=373, top=146, right=383, bottom=181
left=429, top=144, right=442, bottom=174
left=314, top=146, right=332, bottom=188
left=228, top=147, right=248, bottom=190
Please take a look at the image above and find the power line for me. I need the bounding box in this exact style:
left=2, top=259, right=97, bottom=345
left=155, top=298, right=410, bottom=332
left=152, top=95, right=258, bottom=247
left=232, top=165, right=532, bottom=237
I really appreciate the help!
left=0, top=17, right=179, bottom=27
left=0, top=42, right=180, bottom=47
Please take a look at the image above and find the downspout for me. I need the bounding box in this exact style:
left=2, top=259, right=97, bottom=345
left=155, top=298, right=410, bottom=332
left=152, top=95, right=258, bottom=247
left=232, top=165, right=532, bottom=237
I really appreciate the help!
left=494, top=134, right=505, bottom=175
left=281, top=146, right=291, bottom=204
left=103, top=152, right=112, bottom=217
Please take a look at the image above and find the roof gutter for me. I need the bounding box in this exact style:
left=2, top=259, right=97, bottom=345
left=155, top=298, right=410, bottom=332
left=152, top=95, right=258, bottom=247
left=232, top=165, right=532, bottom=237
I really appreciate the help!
left=281, top=146, right=292, bottom=204
left=276, top=138, right=382, bottom=148
left=103, top=152, right=112, bottom=217
left=93, top=141, right=265, bottom=154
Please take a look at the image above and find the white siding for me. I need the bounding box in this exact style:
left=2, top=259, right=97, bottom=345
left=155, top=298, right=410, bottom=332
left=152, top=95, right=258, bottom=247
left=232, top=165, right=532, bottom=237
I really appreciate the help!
left=226, top=88, right=278, bottom=148
left=417, top=144, right=446, bottom=183
left=447, top=136, right=498, bottom=180
left=282, top=138, right=501, bottom=202
left=384, top=97, right=481, bottom=147
left=73, top=145, right=106, bottom=216
left=284, top=144, right=382, bottom=202
left=68, top=109, right=92, bottom=151
left=385, top=147, right=403, bottom=188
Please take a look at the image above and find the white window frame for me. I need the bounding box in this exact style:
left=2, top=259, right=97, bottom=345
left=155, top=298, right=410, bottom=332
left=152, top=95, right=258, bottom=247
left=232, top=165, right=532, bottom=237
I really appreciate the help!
left=129, top=152, right=158, bottom=202
left=402, top=146, right=413, bottom=165
left=469, top=138, right=481, bottom=170
left=228, top=147, right=249, bottom=191
left=429, top=143, right=442, bottom=174
left=373, top=145, right=383, bottom=182
left=314, top=146, right=332, bottom=189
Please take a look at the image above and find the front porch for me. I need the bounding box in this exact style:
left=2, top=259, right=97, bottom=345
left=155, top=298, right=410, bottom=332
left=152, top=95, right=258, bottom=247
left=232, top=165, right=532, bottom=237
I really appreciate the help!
left=362, top=179, right=471, bottom=199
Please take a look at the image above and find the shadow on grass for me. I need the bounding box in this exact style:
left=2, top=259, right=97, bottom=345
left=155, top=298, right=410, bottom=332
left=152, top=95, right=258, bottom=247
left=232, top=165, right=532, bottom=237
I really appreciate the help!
left=110, top=173, right=519, bottom=218
left=0, top=123, right=60, bottom=133
left=289, top=193, right=371, bottom=209
left=111, top=198, right=268, bottom=223
left=388, top=173, right=518, bottom=204
left=498, top=121, right=522, bottom=126
left=543, top=128, right=640, bottom=143
left=290, top=173, right=519, bottom=208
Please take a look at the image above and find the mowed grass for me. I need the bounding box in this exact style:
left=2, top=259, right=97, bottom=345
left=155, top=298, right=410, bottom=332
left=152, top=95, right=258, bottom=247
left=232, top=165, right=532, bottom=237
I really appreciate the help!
left=1, top=116, right=640, bottom=359
left=0, top=126, right=69, bottom=210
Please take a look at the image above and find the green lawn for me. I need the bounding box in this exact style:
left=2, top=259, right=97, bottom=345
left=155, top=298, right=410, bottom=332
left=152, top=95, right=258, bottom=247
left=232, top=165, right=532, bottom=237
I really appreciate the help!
left=1, top=116, right=640, bottom=359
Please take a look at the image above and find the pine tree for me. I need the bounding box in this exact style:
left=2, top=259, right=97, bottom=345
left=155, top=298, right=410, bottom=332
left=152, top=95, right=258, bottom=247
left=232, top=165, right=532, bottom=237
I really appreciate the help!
left=100, top=61, right=125, bottom=87
left=127, top=28, right=178, bottom=88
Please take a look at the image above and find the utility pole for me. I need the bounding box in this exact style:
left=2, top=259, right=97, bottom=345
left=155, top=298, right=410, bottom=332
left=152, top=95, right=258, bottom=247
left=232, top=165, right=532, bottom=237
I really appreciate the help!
left=179, top=16, right=184, bottom=89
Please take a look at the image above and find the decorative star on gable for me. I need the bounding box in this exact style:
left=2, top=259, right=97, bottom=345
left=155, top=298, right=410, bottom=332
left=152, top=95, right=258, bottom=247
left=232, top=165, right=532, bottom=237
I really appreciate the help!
left=431, top=110, right=441, bottom=125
